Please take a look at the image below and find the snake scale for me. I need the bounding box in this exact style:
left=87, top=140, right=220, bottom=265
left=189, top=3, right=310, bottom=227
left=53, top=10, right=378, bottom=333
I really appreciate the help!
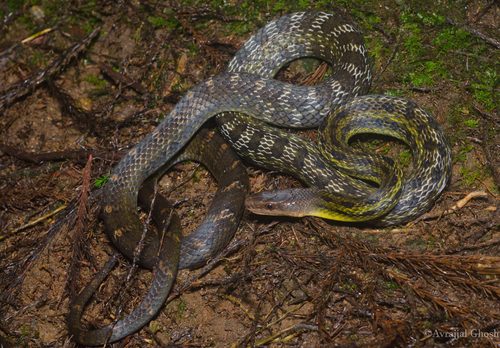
left=69, top=129, right=249, bottom=345
left=69, top=10, right=451, bottom=345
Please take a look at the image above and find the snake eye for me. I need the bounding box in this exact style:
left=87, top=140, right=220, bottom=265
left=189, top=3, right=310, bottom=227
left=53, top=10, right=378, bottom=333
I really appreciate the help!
left=266, top=203, right=274, bottom=211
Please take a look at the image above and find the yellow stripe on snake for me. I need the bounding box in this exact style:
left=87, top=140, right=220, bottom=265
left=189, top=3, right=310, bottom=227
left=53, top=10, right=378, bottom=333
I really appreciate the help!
left=69, top=10, right=451, bottom=345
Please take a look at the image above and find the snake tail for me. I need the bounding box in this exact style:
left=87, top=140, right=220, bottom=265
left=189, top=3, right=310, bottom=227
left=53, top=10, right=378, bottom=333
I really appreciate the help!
left=69, top=130, right=248, bottom=344
left=68, top=179, right=182, bottom=346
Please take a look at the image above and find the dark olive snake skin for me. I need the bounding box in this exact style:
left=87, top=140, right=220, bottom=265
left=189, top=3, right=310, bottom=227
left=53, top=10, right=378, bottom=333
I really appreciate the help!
left=68, top=129, right=248, bottom=345
left=69, top=10, right=451, bottom=345
left=68, top=178, right=182, bottom=346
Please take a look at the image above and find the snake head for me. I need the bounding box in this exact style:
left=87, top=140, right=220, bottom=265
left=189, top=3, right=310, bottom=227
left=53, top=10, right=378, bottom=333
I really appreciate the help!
left=245, top=189, right=313, bottom=218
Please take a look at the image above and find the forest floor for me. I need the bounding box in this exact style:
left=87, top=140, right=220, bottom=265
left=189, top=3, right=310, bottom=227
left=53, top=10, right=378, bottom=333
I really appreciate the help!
left=1, top=0, right=500, bottom=347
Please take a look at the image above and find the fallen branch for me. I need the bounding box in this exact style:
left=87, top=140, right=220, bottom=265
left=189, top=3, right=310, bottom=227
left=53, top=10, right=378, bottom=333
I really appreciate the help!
left=0, top=26, right=101, bottom=109
left=0, top=205, right=67, bottom=240
left=97, top=62, right=147, bottom=95
left=375, top=34, right=400, bottom=82
left=446, top=208, right=500, bottom=252
left=0, top=143, right=126, bottom=164
left=66, top=155, right=94, bottom=299
left=413, top=191, right=488, bottom=223
left=379, top=85, right=442, bottom=92
left=471, top=0, right=499, bottom=24
left=482, top=123, right=500, bottom=190
left=447, top=17, right=500, bottom=50
left=473, top=104, right=500, bottom=125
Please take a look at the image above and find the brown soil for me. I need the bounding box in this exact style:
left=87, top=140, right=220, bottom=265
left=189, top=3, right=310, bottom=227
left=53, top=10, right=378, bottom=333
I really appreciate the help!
left=1, top=1, right=500, bottom=347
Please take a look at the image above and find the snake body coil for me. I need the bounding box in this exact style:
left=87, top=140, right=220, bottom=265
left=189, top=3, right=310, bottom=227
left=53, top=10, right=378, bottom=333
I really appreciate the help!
left=69, top=129, right=248, bottom=345
left=69, top=10, right=451, bottom=345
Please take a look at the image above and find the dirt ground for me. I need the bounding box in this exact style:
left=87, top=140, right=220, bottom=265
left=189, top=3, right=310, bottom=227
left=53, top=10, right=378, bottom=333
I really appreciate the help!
left=1, top=0, right=500, bottom=347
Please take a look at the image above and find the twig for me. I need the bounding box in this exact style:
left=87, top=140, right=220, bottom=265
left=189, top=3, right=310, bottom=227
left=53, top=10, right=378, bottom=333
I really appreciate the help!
left=248, top=322, right=317, bottom=347
left=447, top=17, right=500, bottom=50
left=21, top=27, right=54, bottom=44
left=97, top=62, right=147, bottom=95
left=375, top=35, right=400, bottom=82
left=473, top=104, right=500, bottom=125
left=0, top=26, right=101, bottom=109
left=0, top=191, right=87, bottom=303
left=299, top=62, right=329, bottom=87
left=413, top=191, right=488, bottom=223
left=0, top=143, right=126, bottom=164
left=0, top=205, right=67, bottom=240
left=479, top=179, right=500, bottom=201
left=379, top=85, right=442, bottom=92
left=471, top=0, right=499, bottom=24
left=467, top=86, right=500, bottom=92
left=221, top=295, right=255, bottom=320
left=482, top=122, right=500, bottom=190
left=67, top=156, right=93, bottom=299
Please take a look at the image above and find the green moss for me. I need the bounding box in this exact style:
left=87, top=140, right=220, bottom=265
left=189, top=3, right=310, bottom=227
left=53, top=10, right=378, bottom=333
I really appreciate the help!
left=86, top=74, right=106, bottom=88
left=94, top=174, right=110, bottom=188
left=471, top=68, right=500, bottom=111
left=399, top=150, right=412, bottom=167
left=464, top=119, right=479, bottom=128
left=384, top=281, right=400, bottom=290
left=6, top=0, right=26, bottom=12
left=148, top=16, right=179, bottom=28
left=454, top=144, right=474, bottom=163
left=405, top=238, right=428, bottom=251
left=402, top=24, right=424, bottom=58
left=459, top=166, right=481, bottom=186
left=434, top=27, right=473, bottom=53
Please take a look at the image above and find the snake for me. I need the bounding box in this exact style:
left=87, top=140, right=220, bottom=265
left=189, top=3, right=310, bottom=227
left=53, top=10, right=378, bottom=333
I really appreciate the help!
left=68, top=129, right=249, bottom=345
left=68, top=10, right=451, bottom=345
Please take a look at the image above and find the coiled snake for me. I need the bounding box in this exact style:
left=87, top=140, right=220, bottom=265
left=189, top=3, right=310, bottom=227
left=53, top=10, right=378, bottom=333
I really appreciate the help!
left=69, top=10, right=451, bottom=345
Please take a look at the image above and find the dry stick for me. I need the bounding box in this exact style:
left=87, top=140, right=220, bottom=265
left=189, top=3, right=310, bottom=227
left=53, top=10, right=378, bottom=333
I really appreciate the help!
left=473, top=104, right=500, bottom=126
left=0, top=193, right=84, bottom=303
left=97, top=62, right=147, bottom=95
left=0, top=143, right=126, bottom=164
left=471, top=0, right=499, bottom=24
left=0, top=26, right=101, bottom=109
left=493, top=80, right=500, bottom=117
left=171, top=3, right=245, bottom=22
left=221, top=294, right=255, bottom=320
left=380, top=85, right=441, bottom=92
left=67, top=156, right=93, bottom=300
left=482, top=122, right=500, bottom=190
left=299, top=62, right=329, bottom=87
left=468, top=86, right=500, bottom=93
left=412, top=191, right=488, bottom=224
left=0, top=205, right=67, bottom=240
left=446, top=18, right=500, bottom=50
left=166, top=221, right=279, bottom=302
left=21, top=27, right=54, bottom=44
left=249, top=323, right=317, bottom=347
left=374, top=35, right=400, bottom=83
left=0, top=26, right=56, bottom=59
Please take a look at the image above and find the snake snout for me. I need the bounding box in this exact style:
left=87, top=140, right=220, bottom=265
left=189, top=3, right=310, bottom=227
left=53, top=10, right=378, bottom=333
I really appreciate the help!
left=245, top=190, right=309, bottom=217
